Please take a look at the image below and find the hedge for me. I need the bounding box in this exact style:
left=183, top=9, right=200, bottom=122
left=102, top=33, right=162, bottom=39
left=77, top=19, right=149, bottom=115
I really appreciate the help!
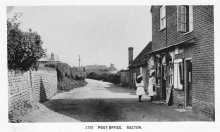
left=44, top=62, right=87, bottom=91
left=86, top=70, right=120, bottom=84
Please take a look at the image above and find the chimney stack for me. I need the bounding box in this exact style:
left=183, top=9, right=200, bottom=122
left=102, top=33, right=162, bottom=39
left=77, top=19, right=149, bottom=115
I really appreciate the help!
left=51, top=52, right=54, bottom=60
left=128, top=47, right=133, bottom=65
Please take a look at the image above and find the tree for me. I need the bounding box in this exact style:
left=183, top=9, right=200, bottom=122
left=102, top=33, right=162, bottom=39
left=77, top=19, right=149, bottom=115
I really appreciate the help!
left=7, top=13, right=46, bottom=71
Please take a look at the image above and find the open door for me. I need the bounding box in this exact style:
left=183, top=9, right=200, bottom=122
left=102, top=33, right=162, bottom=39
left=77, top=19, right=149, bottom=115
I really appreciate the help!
left=185, top=58, right=192, bottom=107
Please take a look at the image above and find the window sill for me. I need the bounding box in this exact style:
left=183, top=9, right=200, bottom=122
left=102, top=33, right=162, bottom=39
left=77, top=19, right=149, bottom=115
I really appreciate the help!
left=173, top=88, right=184, bottom=92
left=159, top=27, right=166, bottom=32
left=181, top=30, right=193, bottom=35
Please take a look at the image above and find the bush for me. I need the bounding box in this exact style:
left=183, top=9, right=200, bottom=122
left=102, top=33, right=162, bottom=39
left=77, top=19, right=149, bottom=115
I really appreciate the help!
left=44, top=62, right=87, bottom=91
left=86, top=70, right=121, bottom=84
left=7, top=13, right=46, bottom=71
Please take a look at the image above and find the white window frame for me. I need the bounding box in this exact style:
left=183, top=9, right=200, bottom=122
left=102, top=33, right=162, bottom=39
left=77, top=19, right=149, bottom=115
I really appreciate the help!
left=189, top=5, right=193, bottom=32
left=173, top=59, right=184, bottom=90
left=140, top=67, right=142, bottom=74
left=177, top=5, right=193, bottom=33
left=160, top=6, right=166, bottom=30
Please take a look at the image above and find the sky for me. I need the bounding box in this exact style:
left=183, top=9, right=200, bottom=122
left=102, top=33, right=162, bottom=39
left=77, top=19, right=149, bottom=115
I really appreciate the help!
left=7, top=6, right=152, bottom=70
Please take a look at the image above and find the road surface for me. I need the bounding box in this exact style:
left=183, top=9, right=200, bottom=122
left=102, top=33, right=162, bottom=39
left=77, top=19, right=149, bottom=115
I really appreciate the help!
left=21, top=79, right=213, bottom=122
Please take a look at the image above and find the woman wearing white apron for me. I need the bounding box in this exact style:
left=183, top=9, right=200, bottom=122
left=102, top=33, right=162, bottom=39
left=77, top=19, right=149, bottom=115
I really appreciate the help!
left=148, top=70, right=156, bottom=101
left=136, top=74, right=145, bottom=102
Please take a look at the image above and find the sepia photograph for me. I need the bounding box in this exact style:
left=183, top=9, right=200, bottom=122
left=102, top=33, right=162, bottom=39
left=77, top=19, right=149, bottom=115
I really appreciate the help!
left=1, top=0, right=220, bottom=132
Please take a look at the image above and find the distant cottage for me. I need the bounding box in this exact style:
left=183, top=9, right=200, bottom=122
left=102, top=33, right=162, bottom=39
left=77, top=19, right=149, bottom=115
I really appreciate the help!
left=85, top=64, right=108, bottom=72
left=85, top=64, right=118, bottom=74
left=108, top=63, right=118, bottom=74
left=38, top=52, right=59, bottom=66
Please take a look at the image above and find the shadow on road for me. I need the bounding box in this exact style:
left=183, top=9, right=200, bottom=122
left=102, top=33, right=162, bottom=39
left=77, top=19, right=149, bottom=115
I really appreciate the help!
left=41, top=97, right=214, bottom=122
left=39, top=79, right=214, bottom=122
left=42, top=98, right=139, bottom=122
left=104, top=83, right=136, bottom=94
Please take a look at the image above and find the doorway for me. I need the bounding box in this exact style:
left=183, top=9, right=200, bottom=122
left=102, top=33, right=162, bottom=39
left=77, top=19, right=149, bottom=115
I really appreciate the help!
left=161, top=64, right=167, bottom=100
left=184, top=58, right=192, bottom=107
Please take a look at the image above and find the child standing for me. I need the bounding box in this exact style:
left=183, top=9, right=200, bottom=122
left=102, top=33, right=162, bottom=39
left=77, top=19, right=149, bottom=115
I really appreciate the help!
left=136, top=74, right=145, bottom=102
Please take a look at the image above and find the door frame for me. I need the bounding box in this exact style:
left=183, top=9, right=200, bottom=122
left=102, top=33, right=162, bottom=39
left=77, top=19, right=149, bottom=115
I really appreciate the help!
left=161, top=64, right=167, bottom=100
left=184, top=57, right=192, bottom=108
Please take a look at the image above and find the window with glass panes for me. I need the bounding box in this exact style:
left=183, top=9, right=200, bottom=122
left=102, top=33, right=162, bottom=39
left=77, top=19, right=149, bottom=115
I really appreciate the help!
left=160, top=6, right=166, bottom=30
left=177, top=5, right=193, bottom=33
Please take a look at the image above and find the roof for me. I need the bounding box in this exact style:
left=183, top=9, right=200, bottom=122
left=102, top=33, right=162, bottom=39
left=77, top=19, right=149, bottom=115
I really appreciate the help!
left=120, top=69, right=129, bottom=72
left=129, top=41, right=152, bottom=68
left=38, top=53, right=59, bottom=62
left=85, top=65, right=108, bottom=70
left=108, top=65, right=117, bottom=71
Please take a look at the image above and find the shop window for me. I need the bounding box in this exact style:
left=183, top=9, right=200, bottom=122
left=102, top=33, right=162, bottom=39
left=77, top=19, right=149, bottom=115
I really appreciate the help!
left=174, top=59, right=184, bottom=90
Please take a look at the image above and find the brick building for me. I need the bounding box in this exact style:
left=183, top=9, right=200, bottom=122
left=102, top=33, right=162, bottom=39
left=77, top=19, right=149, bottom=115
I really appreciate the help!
left=128, top=42, right=152, bottom=90
left=150, top=5, right=214, bottom=116
left=120, top=69, right=129, bottom=86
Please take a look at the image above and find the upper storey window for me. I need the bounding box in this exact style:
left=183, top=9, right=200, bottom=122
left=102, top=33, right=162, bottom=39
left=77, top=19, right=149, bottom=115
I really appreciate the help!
left=177, top=5, right=193, bottom=33
left=160, top=6, right=166, bottom=30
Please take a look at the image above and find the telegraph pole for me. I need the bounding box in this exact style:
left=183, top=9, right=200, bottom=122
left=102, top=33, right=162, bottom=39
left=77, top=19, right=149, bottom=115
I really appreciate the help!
left=79, top=55, right=81, bottom=69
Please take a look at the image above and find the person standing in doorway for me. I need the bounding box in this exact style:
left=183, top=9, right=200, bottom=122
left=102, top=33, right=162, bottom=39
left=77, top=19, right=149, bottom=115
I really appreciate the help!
left=136, top=74, right=145, bottom=102
left=148, top=70, right=156, bottom=101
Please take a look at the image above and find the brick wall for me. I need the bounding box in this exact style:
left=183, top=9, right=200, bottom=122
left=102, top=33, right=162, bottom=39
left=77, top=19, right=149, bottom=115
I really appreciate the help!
left=31, top=69, right=57, bottom=102
left=8, top=68, right=57, bottom=114
left=192, top=6, right=214, bottom=116
left=8, top=71, right=32, bottom=115
left=172, top=90, right=185, bottom=105
left=151, top=6, right=195, bottom=51
left=166, top=6, right=195, bottom=46
left=151, top=6, right=214, bottom=116
left=151, top=6, right=166, bottom=51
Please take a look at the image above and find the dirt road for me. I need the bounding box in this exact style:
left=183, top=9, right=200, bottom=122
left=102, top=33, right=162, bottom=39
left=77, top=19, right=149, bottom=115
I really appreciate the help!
left=21, top=79, right=213, bottom=122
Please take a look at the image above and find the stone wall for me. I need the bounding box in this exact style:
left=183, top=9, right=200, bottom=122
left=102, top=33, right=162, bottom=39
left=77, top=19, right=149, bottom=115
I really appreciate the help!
left=8, top=68, right=57, bottom=114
